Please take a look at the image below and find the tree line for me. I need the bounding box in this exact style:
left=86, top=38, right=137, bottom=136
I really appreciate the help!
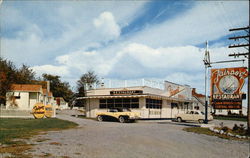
left=0, top=57, right=99, bottom=106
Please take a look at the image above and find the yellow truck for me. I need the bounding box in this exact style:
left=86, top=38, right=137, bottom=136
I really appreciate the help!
left=96, top=108, right=140, bottom=123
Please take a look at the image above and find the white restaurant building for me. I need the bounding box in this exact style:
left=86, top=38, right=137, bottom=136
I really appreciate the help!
left=80, top=80, right=194, bottom=119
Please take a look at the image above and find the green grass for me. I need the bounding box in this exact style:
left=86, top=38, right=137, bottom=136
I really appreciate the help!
left=183, top=127, right=248, bottom=141
left=0, top=118, right=78, bottom=145
left=214, top=116, right=247, bottom=122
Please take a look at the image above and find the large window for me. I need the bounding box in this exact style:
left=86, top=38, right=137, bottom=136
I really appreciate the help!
left=146, top=98, right=162, bottom=109
left=99, top=98, right=139, bottom=109
left=171, top=103, right=178, bottom=108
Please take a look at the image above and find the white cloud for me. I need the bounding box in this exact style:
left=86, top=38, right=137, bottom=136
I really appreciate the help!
left=93, top=12, right=120, bottom=41
left=32, top=65, right=70, bottom=77
left=122, top=43, right=203, bottom=71
left=55, top=50, right=118, bottom=76
left=1, top=1, right=146, bottom=66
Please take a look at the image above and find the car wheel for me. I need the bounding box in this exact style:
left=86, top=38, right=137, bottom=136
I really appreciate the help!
left=97, top=115, right=103, bottom=122
left=198, top=119, right=204, bottom=124
left=177, top=117, right=182, bottom=122
left=119, top=116, right=126, bottom=123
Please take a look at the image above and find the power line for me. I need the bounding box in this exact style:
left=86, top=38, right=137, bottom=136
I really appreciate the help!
left=228, top=25, right=250, bottom=134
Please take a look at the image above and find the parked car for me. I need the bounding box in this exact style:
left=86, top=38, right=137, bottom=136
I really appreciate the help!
left=96, top=108, right=140, bottom=123
left=175, top=110, right=213, bottom=123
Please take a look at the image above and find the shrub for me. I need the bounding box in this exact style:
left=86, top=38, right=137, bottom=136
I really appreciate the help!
left=221, top=126, right=229, bottom=132
left=232, top=124, right=239, bottom=131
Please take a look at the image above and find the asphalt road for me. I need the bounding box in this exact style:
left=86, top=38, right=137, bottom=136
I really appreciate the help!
left=27, top=113, right=249, bottom=158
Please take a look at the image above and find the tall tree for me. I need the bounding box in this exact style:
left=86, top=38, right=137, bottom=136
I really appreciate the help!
left=42, top=74, right=73, bottom=102
left=16, top=64, right=36, bottom=84
left=76, top=70, right=99, bottom=97
left=0, top=58, right=17, bottom=105
left=0, top=58, right=36, bottom=105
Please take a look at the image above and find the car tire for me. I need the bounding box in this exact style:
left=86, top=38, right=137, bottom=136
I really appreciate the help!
left=198, top=119, right=204, bottom=124
left=177, top=117, right=182, bottom=122
left=97, top=115, right=103, bottom=122
left=119, top=116, right=126, bottom=123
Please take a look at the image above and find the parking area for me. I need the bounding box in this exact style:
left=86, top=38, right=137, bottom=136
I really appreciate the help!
left=27, top=113, right=249, bottom=158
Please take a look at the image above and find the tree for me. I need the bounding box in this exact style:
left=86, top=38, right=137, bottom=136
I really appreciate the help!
left=76, top=70, right=99, bottom=97
left=16, top=64, right=36, bottom=84
left=0, top=58, right=17, bottom=105
left=0, top=58, right=36, bottom=105
left=71, top=71, right=99, bottom=108
left=42, top=74, right=73, bottom=102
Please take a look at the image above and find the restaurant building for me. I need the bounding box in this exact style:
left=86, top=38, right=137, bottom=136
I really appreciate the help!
left=79, top=81, right=194, bottom=119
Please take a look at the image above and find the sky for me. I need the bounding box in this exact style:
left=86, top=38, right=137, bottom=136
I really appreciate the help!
left=0, top=0, right=249, bottom=93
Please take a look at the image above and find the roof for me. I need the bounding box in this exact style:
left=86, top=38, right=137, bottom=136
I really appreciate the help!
left=192, top=88, right=205, bottom=98
left=10, top=84, right=42, bottom=92
left=48, top=92, right=53, bottom=97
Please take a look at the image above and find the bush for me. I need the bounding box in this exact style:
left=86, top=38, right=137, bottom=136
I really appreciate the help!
left=232, top=124, right=239, bottom=131
left=221, top=126, right=229, bottom=132
left=232, top=124, right=247, bottom=135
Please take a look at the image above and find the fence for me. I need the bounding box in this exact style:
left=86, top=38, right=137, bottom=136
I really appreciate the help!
left=90, top=79, right=165, bottom=90
left=0, top=106, right=33, bottom=118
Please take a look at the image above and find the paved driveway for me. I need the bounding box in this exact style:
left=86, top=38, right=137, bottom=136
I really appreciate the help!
left=27, top=114, right=249, bottom=158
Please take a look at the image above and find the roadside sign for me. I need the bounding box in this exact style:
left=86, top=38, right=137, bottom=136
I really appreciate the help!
left=210, top=67, right=247, bottom=109
left=32, top=103, right=45, bottom=119
left=45, top=104, right=53, bottom=118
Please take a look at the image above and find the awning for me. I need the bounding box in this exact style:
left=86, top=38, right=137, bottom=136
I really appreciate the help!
left=76, top=94, right=192, bottom=103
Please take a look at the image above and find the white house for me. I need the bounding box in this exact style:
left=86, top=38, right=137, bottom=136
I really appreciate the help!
left=6, top=82, right=54, bottom=110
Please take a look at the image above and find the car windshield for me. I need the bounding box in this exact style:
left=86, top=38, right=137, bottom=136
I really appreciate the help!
left=109, top=109, right=118, bottom=112
left=119, top=108, right=131, bottom=112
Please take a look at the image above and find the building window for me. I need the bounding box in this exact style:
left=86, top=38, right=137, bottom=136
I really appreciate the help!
left=171, top=103, right=178, bottom=108
left=146, top=98, right=162, bottom=109
left=99, top=98, right=139, bottom=109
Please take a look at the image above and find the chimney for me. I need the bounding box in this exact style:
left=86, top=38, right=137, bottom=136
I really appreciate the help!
left=47, top=81, right=50, bottom=93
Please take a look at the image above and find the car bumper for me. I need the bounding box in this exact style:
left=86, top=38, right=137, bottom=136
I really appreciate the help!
left=129, top=116, right=140, bottom=120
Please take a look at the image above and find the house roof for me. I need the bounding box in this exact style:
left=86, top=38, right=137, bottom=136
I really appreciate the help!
left=10, top=84, right=42, bottom=92
left=48, top=92, right=53, bottom=97
left=192, top=88, right=205, bottom=98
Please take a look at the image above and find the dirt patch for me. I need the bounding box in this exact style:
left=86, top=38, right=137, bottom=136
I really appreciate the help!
left=0, top=144, right=33, bottom=158
left=49, top=142, right=62, bottom=146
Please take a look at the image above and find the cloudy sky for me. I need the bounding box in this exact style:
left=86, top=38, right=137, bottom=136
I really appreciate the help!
left=1, top=0, right=249, bottom=93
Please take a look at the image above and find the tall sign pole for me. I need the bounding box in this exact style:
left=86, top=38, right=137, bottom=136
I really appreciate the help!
left=203, top=41, right=211, bottom=124
left=228, top=26, right=250, bottom=133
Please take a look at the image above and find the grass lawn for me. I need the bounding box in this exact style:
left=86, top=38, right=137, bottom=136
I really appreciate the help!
left=183, top=127, right=248, bottom=141
left=0, top=118, right=78, bottom=157
left=214, top=116, right=247, bottom=122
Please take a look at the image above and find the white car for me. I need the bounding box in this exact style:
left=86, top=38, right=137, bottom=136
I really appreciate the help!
left=175, top=110, right=213, bottom=123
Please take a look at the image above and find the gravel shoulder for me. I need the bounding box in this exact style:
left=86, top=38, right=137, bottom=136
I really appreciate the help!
left=27, top=112, right=249, bottom=158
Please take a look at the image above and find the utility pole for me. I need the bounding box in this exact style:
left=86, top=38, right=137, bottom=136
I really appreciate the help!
left=228, top=26, right=250, bottom=133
